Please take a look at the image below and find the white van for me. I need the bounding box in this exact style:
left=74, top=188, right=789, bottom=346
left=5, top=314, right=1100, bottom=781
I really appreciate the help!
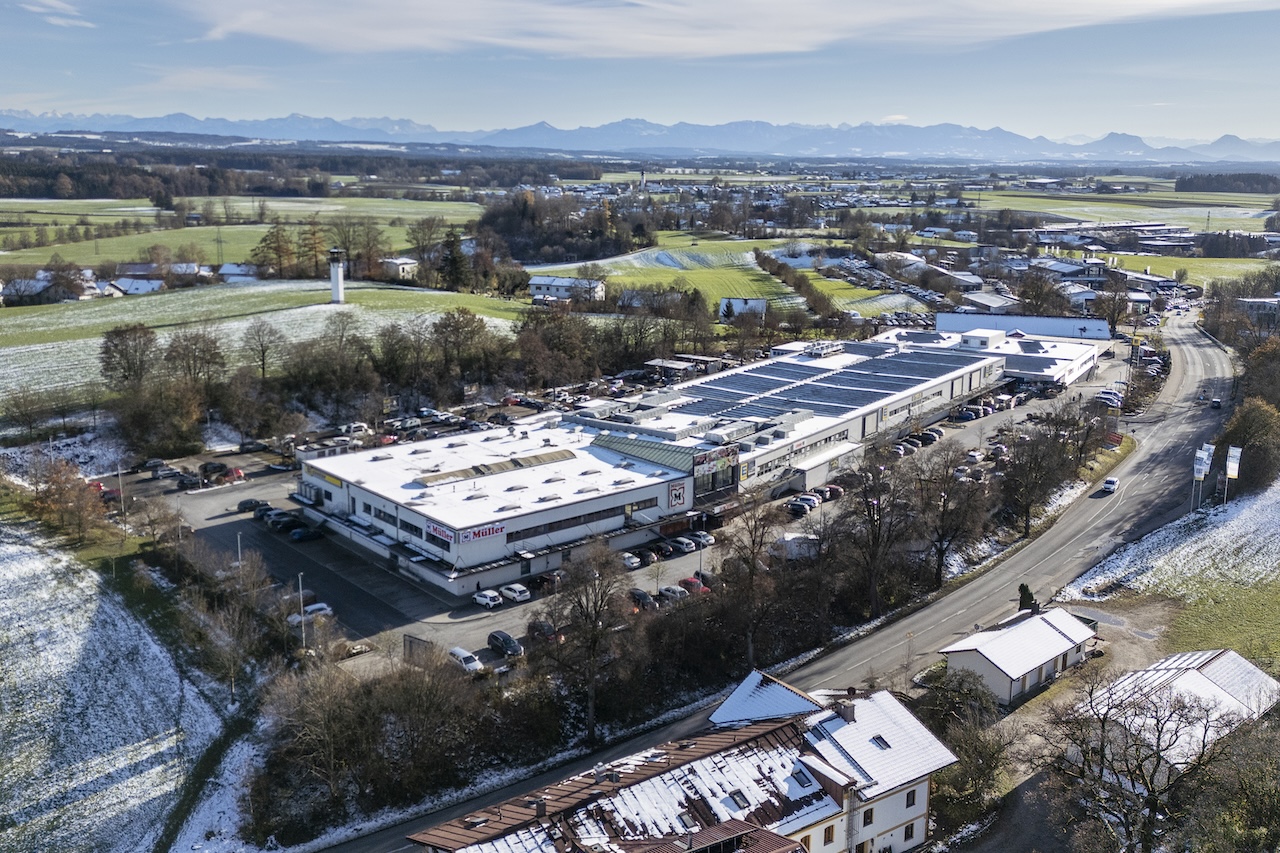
left=340, top=422, right=371, bottom=436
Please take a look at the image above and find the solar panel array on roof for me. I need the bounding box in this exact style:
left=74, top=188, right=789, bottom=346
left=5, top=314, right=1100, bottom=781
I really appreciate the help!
left=873, top=355, right=962, bottom=380
left=759, top=396, right=854, bottom=418
left=723, top=402, right=795, bottom=419
left=820, top=371, right=918, bottom=392
left=842, top=341, right=896, bottom=358
left=748, top=363, right=828, bottom=380
left=676, top=399, right=735, bottom=417
left=704, top=374, right=791, bottom=396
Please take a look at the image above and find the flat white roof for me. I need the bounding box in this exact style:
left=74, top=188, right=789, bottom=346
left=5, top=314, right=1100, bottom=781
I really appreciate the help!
left=304, top=424, right=685, bottom=531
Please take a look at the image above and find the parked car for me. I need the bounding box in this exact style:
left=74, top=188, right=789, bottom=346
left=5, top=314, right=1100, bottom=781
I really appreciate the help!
left=528, top=569, right=566, bottom=592
left=449, top=646, right=484, bottom=673
left=621, top=551, right=642, bottom=569
left=527, top=620, right=564, bottom=645
left=1102, top=477, right=1120, bottom=493
left=237, top=498, right=267, bottom=513
left=473, top=589, right=502, bottom=609
left=822, top=483, right=845, bottom=499
left=650, top=541, right=675, bottom=559
left=677, top=577, right=710, bottom=595
left=658, top=585, right=690, bottom=605
left=500, top=583, right=531, bottom=603
left=141, top=458, right=166, bottom=471
left=668, top=537, right=697, bottom=554
left=290, top=527, right=323, bottom=541
left=199, top=461, right=228, bottom=478
left=786, top=500, right=811, bottom=517
left=1211, top=398, right=1222, bottom=409
left=635, top=548, right=658, bottom=566
left=177, top=474, right=203, bottom=489
left=287, top=602, right=333, bottom=625
left=693, top=569, right=722, bottom=590
left=792, top=495, right=821, bottom=510
left=152, top=466, right=180, bottom=479
left=629, top=588, right=658, bottom=611
left=687, top=530, right=716, bottom=548
left=253, top=504, right=277, bottom=521
left=487, top=630, right=524, bottom=657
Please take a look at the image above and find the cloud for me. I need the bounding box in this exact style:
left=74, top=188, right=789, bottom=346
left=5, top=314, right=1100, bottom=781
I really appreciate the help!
left=127, top=66, right=274, bottom=94
left=182, top=0, right=1280, bottom=59
left=879, top=114, right=910, bottom=124
left=21, top=0, right=95, bottom=27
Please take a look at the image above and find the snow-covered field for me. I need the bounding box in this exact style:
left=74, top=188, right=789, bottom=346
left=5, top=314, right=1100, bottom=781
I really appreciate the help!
left=1060, top=479, right=1280, bottom=601
left=0, top=280, right=509, bottom=398
left=0, top=527, right=224, bottom=853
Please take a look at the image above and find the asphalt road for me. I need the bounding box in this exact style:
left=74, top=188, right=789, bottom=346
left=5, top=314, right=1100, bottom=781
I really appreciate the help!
left=321, top=313, right=1237, bottom=853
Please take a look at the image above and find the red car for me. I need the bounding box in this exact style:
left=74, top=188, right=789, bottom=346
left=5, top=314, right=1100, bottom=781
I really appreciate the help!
left=677, top=577, right=711, bottom=595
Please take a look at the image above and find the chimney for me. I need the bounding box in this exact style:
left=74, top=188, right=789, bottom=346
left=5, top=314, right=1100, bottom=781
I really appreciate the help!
left=593, top=763, right=606, bottom=783
left=836, top=698, right=857, bottom=723
left=329, top=247, right=346, bottom=304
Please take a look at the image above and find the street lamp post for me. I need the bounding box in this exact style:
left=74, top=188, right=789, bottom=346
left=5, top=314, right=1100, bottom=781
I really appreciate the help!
left=297, top=572, right=306, bottom=649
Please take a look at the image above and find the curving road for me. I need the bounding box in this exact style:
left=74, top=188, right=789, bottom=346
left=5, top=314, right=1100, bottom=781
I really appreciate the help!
left=324, top=313, right=1237, bottom=853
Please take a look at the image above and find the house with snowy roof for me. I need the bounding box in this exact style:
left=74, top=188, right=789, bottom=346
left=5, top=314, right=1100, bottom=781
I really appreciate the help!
left=528, top=275, right=606, bottom=301
left=939, top=607, right=1096, bottom=705
left=409, top=671, right=955, bottom=853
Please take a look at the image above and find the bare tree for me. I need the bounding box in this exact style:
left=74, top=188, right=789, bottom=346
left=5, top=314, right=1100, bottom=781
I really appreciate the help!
left=242, top=316, right=286, bottom=380
left=2, top=383, right=49, bottom=440
left=1034, top=662, right=1245, bottom=853
left=717, top=490, right=786, bottom=669
left=903, top=441, right=990, bottom=588
left=832, top=463, right=917, bottom=618
left=534, top=541, right=627, bottom=745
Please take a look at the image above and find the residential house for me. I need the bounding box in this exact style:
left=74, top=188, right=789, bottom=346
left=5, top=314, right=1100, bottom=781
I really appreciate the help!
left=940, top=607, right=1096, bottom=704
left=217, top=263, right=259, bottom=283
left=382, top=257, right=419, bottom=280
left=408, top=671, right=956, bottom=853
left=528, top=275, right=606, bottom=301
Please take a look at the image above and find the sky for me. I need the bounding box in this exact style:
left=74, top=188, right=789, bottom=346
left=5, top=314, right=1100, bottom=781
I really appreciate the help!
left=6, top=0, right=1280, bottom=141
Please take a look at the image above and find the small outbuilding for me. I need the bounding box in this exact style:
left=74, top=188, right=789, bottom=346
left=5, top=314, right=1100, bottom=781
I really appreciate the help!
left=940, top=607, right=1096, bottom=704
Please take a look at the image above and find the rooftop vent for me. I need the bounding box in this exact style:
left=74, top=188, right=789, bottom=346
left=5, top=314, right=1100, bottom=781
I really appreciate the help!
left=447, top=441, right=466, bottom=448
left=496, top=504, right=521, bottom=512
left=505, top=484, right=527, bottom=491
left=544, top=476, right=565, bottom=483
left=612, top=478, right=635, bottom=486
left=575, top=486, right=599, bottom=494
left=464, top=493, right=487, bottom=500
left=580, top=469, right=600, bottom=476
left=537, top=495, right=561, bottom=503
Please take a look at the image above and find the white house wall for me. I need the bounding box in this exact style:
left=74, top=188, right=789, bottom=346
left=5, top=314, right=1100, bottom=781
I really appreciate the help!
left=852, top=782, right=932, bottom=852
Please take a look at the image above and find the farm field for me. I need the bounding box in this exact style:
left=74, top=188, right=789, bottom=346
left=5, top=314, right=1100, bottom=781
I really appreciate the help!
left=0, top=280, right=521, bottom=396
left=1084, top=253, right=1266, bottom=286
left=0, top=196, right=481, bottom=266
left=539, top=235, right=804, bottom=309
left=975, top=189, right=1273, bottom=232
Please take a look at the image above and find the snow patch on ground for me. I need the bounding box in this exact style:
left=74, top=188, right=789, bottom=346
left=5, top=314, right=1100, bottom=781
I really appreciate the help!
left=0, top=530, right=224, bottom=853
left=1059, top=478, right=1280, bottom=601
left=0, top=430, right=133, bottom=484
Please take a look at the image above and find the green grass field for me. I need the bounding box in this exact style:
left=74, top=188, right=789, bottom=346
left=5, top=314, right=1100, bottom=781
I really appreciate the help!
left=0, top=196, right=481, bottom=267
left=1168, top=580, right=1280, bottom=671
left=976, top=189, right=1273, bottom=232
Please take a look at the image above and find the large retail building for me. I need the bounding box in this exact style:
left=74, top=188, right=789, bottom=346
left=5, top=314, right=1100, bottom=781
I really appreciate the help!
left=298, top=339, right=1004, bottom=595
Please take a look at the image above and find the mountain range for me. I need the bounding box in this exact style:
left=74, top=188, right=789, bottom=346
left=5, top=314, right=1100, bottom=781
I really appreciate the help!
left=5, top=109, right=1280, bottom=164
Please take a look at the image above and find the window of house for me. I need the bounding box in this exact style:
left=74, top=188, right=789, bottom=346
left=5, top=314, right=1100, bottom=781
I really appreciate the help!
left=823, top=825, right=834, bottom=845
left=862, top=808, right=873, bottom=827
left=678, top=813, right=697, bottom=831
left=871, top=735, right=891, bottom=750
left=729, top=790, right=750, bottom=809
left=792, top=768, right=813, bottom=788
left=800, top=836, right=811, bottom=851
left=906, top=789, right=916, bottom=808
left=903, top=823, right=915, bottom=841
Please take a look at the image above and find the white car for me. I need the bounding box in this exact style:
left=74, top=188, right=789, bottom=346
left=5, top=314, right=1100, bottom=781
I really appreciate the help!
left=449, top=646, right=484, bottom=673
left=287, top=602, right=333, bottom=625
left=500, top=583, right=531, bottom=603
left=621, top=552, right=641, bottom=569
left=473, top=589, right=502, bottom=609
left=1102, top=477, right=1119, bottom=493
left=669, top=537, right=697, bottom=554
left=687, top=530, right=716, bottom=547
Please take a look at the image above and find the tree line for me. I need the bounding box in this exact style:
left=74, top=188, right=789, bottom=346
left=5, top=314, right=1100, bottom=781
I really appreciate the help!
left=1174, top=173, right=1280, bottom=194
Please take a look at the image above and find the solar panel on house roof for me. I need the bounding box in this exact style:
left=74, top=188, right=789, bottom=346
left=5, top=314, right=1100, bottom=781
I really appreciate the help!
left=782, top=386, right=887, bottom=410
left=676, top=399, right=736, bottom=417
left=843, top=341, right=897, bottom=358
left=870, top=357, right=958, bottom=380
